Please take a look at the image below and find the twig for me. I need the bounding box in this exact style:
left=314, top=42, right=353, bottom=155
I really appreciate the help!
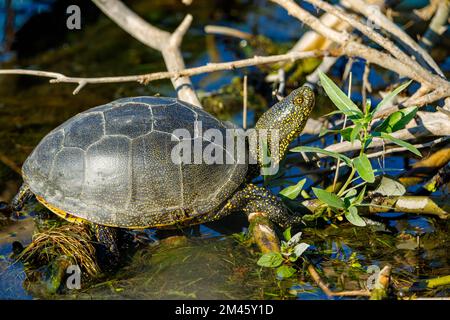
left=270, top=0, right=450, bottom=94
left=344, top=0, right=444, bottom=77
left=419, top=0, right=450, bottom=51
left=243, top=75, right=248, bottom=129
left=305, top=0, right=443, bottom=85
left=204, top=25, right=252, bottom=40
left=307, top=263, right=370, bottom=298
left=332, top=73, right=351, bottom=192
left=413, top=0, right=440, bottom=20
left=91, top=0, right=201, bottom=106
left=0, top=51, right=324, bottom=93
left=306, top=56, right=338, bottom=85
left=361, top=61, right=371, bottom=112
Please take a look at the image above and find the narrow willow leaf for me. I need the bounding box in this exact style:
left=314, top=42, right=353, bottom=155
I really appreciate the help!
left=354, top=185, right=367, bottom=205
left=290, top=146, right=352, bottom=166
left=380, top=133, right=422, bottom=156
left=257, top=252, right=283, bottom=268
left=375, top=106, right=417, bottom=133
left=280, top=178, right=307, bottom=200
left=312, top=187, right=345, bottom=209
left=345, top=206, right=366, bottom=227
left=318, top=71, right=363, bottom=118
left=350, top=122, right=363, bottom=143
left=353, top=154, right=375, bottom=183
left=323, top=110, right=345, bottom=117
left=372, top=80, right=412, bottom=115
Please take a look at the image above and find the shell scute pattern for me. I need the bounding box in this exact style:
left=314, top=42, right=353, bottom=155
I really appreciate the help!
left=23, top=97, right=248, bottom=228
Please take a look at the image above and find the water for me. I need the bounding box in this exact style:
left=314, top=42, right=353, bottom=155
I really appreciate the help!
left=0, top=0, right=449, bottom=300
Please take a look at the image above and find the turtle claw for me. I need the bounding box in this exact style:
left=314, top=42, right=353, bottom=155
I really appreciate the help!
left=248, top=212, right=281, bottom=253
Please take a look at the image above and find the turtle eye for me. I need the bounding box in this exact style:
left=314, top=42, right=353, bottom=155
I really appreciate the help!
left=294, top=95, right=304, bottom=106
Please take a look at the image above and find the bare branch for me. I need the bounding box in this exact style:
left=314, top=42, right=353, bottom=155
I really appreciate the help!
left=307, top=0, right=443, bottom=88
left=270, top=0, right=450, bottom=94
left=204, top=25, right=252, bottom=40
left=419, top=0, right=450, bottom=51
left=344, top=0, right=444, bottom=77
left=0, top=50, right=324, bottom=91
left=91, top=0, right=200, bottom=107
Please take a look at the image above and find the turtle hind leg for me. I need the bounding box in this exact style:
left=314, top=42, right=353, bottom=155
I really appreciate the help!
left=92, top=224, right=121, bottom=272
left=11, top=183, right=34, bottom=213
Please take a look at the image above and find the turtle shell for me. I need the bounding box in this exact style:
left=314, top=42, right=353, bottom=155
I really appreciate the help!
left=22, top=97, right=248, bottom=228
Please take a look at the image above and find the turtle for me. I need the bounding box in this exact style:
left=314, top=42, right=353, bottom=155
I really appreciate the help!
left=11, top=86, right=315, bottom=267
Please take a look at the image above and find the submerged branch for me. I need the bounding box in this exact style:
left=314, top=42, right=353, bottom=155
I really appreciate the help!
left=301, top=196, right=449, bottom=220
left=307, top=263, right=370, bottom=298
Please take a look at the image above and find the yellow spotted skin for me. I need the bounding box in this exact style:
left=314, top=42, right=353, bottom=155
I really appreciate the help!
left=254, top=86, right=315, bottom=165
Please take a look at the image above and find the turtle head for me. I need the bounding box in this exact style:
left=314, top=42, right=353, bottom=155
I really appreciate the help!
left=253, top=86, right=315, bottom=168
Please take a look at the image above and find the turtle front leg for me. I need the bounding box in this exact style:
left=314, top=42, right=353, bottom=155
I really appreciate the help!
left=92, top=224, right=120, bottom=272
left=221, top=183, right=302, bottom=253
left=11, top=183, right=34, bottom=213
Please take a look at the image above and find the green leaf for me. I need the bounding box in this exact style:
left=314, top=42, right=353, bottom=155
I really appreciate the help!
left=293, top=243, right=310, bottom=257
left=280, top=178, right=307, bottom=200
left=365, top=99, right=372, bottom=113
left=312, top=187, right=345, bottom=209
left=353, top=154, right=375, bottom=183
left=350, top=122, right=363, bottom=143
left=340, top=127, right=353, bottom=142
left=290, top=146, right=352, bottom=166
left=380, top=133, right=422, bottom=156
left=323, top=110, right=345, bottom=118
left=345, top=206, right=366, bottom=227
left=354, top=185, right=367, bottom=205
left=257, top=252, right=283, bottom=268
left=319, top=128, right=342, bottom=137
left=283, top=227, right=292, bottom=241
left=345, top=189, right=358, bottom=199
left=318, top=70, right=363, bottom=118
left=276, top=265, right=296, bottom=278
left=372, top=80, right=412, bottom=115
left=375, top=106, right=417, bottom=133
